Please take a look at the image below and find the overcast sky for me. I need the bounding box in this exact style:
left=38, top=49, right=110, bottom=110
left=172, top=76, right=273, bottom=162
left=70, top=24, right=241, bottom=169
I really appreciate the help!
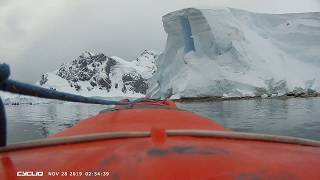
left=1, top=0, right=320, bottom=83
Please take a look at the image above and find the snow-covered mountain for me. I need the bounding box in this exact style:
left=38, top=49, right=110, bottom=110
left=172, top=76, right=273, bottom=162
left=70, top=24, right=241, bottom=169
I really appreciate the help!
left=148, top=8, right=320, bottom=99
left=38, top=50, right=158, bottom=98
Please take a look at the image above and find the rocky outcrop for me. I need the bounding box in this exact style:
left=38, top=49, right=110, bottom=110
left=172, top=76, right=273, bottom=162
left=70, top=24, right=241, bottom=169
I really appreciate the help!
left=38, top=50, right=158, bottom=97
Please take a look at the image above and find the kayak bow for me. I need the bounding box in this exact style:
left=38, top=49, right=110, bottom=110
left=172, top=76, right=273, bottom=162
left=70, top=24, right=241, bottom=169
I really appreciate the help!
left=0, top=100, right=320, bottom=180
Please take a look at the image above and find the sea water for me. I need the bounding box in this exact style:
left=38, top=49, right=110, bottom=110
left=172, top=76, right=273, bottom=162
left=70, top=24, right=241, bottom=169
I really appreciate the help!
left=5, top=97, right=320, bottom=144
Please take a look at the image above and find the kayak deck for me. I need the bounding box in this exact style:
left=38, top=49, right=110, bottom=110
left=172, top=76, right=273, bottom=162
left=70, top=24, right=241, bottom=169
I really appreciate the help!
left=51, top=105, right=227, bottom=138
left=0, top=101, right=320, bottom=179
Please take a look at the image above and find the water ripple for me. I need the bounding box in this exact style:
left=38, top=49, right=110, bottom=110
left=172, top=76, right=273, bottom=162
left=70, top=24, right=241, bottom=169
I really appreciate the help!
left=178, top=97, right=320, bottom=140
left=5, top=97, right=320, bottom=143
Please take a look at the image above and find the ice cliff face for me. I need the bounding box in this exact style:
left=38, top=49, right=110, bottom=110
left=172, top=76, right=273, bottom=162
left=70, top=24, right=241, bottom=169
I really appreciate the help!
left=148, top=8, right=320, bottom=99
left=38, top=50, right=158, bottom=97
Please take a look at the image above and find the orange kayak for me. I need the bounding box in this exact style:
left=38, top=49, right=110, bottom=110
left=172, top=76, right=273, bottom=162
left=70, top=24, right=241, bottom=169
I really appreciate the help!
left=0, top=99, right=320, bottom=179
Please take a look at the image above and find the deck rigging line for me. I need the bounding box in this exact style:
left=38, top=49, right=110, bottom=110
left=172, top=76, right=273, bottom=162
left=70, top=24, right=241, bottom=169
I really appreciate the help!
left=0, top=129, right=319, bottom=153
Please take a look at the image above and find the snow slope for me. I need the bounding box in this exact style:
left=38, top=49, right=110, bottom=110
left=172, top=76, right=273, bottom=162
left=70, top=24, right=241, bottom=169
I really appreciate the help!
left=148, top=8, right=320, bottom=99
left=1, top=50, right=157, bottom=104
left=38, top=50, right=158, bottom=98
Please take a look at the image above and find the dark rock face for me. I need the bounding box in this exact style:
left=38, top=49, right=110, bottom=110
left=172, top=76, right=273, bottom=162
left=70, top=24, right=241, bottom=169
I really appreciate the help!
left=97, top=77, right=112, bottom=91
left=90, top=81, right=97, bottom=87
left=57, top=52, right=106, bottom=83
left=54, top=52, right=115, bottom=92
left=39, top=74, right=48, bottom=85
left=122, top=72, right=148, bottom=94
left=105, top=58, right=117, bottom=77
left=40, top=51, right=156, bottom=95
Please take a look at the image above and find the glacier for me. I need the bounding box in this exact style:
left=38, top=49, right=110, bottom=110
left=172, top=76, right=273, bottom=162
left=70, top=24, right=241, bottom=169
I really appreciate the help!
left=147, top=8, right=320, bottom=99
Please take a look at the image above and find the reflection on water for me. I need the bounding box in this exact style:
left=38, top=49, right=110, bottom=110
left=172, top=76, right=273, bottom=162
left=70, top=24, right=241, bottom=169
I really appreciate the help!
left=5, top=97, right=320, bottom=144
left=177, top=97, right=320, bottom=140
left=6, top=102, right=108, bottom=143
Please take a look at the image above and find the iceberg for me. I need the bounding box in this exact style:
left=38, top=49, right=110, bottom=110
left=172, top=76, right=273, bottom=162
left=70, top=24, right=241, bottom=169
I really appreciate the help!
left=148, top=8, right=320, bottom=99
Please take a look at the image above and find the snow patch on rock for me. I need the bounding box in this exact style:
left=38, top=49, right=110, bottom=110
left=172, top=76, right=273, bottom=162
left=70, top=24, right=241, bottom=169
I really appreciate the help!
left=38, top=50, right=158, bottom=98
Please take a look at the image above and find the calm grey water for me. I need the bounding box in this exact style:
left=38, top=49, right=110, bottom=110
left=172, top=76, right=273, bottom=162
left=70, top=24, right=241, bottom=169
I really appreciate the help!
left=5, top=97, right=320, bottom=144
